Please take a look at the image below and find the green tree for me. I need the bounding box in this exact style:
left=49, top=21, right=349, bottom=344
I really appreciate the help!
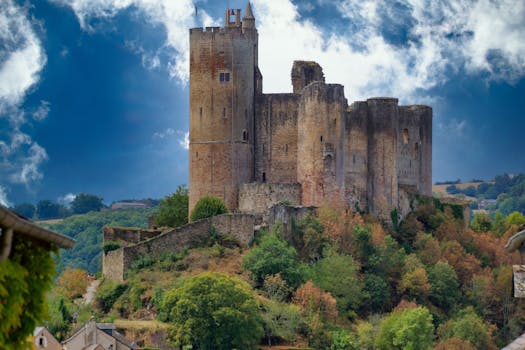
left=310, top=254, right=364, bottom=314
left=492, top=211, right=507, bottom=236
left=243, top=228, right=304, bottom=288
left=428, top=261, right=460, bottom=312
left=261, top=300, right=303, bottom=346
left=376, top=306, right=434, bottom=350
left=37, top=200, right=69, bottom=220
left=159, top=272, right=263, bottom=350
left=153, top=185, right=189, bottom=227
left=437, top=307, right=497, bottom=350
left=506, top=211, right=525, bottom=226
left=470, top=212, right=492, bottom=232
left=0, top=236, right=57, bottom=349
left=12, top=203, right=36, bottom=219
left=190, top=195, right=228, bottom=222
left=71, top=193, right=104, bottom=214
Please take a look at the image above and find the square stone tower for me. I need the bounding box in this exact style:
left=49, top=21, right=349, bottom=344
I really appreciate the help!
left=189, top=3, right=258, bottom=213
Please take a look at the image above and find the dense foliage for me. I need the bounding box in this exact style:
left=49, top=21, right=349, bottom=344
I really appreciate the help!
left=189, top=195, right=228, bottom=222
left=44, top=190, right=525, bottom=349
left=0, top=236, right=56, bottom=349
left=153, top=185, right=189, bottom=227
left=71, top=193, right=104, bottom=214
left=49, top=208, right=156, bottom=273
left=159, top=272, right=263, bottom=349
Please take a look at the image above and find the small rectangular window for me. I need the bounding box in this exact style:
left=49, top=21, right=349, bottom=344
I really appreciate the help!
left=225, top=73, right=230, bottom=81
left=199, top=107, right=202, bottom=117
left=223, top=108, right=226, bottom=117
left=220, top=73, right=225, bottom=82
left=219, top=72, right=230, bottom=83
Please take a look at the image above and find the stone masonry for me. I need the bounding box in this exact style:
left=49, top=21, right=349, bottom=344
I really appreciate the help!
left=189, top=3, right=432, bottom=222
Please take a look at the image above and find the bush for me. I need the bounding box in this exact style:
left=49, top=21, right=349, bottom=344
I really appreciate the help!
left=261, top=300, right=303, bottom=346
left=95, top=280, right=127, bottom=313
left=190, top=196, right=228, bottom=222
left=103, top=241, right=121, bottom=254
left=243, top=228, right=304, bottom=288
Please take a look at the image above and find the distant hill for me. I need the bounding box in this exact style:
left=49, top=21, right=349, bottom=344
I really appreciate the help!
left=47, top=207, right=157, bottom=274
left=433, top=173, right=525, bottom=215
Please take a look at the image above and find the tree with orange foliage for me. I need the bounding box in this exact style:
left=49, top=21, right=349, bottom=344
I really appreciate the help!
left=57, top=267, right=90, bottom=299
left=440, top=240, right=482, bottom=286
left=293, top=280, right=338, bottom=322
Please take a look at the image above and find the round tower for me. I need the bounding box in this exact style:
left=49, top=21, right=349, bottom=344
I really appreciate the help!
left=189, top=4, right=258, bottom=213
left=297, top=82, right=346, bottom=207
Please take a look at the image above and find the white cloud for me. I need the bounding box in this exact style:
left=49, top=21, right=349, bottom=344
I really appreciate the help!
left=179, top=131, right=189, bottom=150
left=0, top=0, right=46, bottom=109
left=437, top=118, right=468, bottom=136
left=58, top=193, right=76, bottom=205
left=0, top=0, right=48, bottom=193
left=32, top=100, right=50, bottom=121
left=0, top=185, right=11, bottom=207
left=9, top=143, right=49, bottom=184
left=51, top=0, right=217, bottom=82
left=153, top=127, right=175, bottom=139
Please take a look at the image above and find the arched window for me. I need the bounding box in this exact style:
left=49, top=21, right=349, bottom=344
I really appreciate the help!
left=242, top=130, right=248, bottom=141
left=414, top=142, right=419, bottom=153
left=403, top=128, right=409, bottom=144
left=262, top=172, right=266, bottom=182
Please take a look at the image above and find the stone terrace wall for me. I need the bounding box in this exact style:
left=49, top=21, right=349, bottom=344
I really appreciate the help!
left=103, top=248, right=124, bottom=282
left=267, top=204, right=317, bottom=242
left=103, top=214, right=254, bottom=281
left=238, top=182, right=302, bottom=215
left=103, top=226, right=163, bottom=246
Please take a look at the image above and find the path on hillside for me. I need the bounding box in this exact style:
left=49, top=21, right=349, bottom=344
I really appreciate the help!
left=83, top=279, right=100, bottom=305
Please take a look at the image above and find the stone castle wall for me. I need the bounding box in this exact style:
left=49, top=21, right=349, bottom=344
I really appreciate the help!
left=102, top=214, right=254, bottom=281
left=238, top=182, right=302, bottom=214
left=103, top=226, right=163, bottom=246
left=188, top=6, right=432, bottom=224
left=254, top=93, right=299, bottom=183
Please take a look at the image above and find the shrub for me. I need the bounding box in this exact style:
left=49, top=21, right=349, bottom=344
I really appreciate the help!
left=95, top=280, right=127, bottom=313
left=190, top=196, right=228, bottom=222
left=103, top=241, right=121, bottom=254
left=243, top=229, right=304, bottom=288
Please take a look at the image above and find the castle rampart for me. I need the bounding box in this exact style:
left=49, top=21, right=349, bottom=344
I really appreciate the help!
left=102, top=213, right=255, bottom=281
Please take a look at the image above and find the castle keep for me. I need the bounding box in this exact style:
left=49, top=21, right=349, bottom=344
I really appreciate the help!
left=189, top=3, right=432, bottom=221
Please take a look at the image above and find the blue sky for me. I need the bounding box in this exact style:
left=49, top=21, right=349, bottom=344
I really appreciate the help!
left=1, top=0, right=524, bottom=206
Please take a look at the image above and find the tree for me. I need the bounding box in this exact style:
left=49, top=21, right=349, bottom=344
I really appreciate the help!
left=261, top=300, right=303, bottom=346
left=159, top=272, right=263, bottom=350
left=376, top=306, right=434, bottom=350
left=506, top=211, right=525, bottom=226
left=71, top=193, right=104, bottom=214
left=437, top=307, right=497, bottom=350
left=428, top=261, right=460, bottom=312
left=293, top=280, right=338, bottom=322
left=56, top=267, right=90, bottom=299
left=446, top=185, right=460, bottom=194
left=12, top=203, right=36, bottom=219
left=0, top=236, right=57, bottom=349
left=37, top=200, right=69, bottom=220
left=470, top=212, right=492, bottom=232
left=310, top=254, right=364, bottom=313
left=190, top=195, right=228, bottom=222
left=153, top=185, right=189, bottom=227
left=243, top=228, right=304, bottom=288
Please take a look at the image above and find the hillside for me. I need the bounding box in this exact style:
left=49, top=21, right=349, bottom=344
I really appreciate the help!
left=47, top=208, right=157, bottom=274
left=45, top=199, right=525, bottom=349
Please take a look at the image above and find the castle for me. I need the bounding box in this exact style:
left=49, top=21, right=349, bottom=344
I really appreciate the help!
left=189, top=3, right=432, bottom=222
